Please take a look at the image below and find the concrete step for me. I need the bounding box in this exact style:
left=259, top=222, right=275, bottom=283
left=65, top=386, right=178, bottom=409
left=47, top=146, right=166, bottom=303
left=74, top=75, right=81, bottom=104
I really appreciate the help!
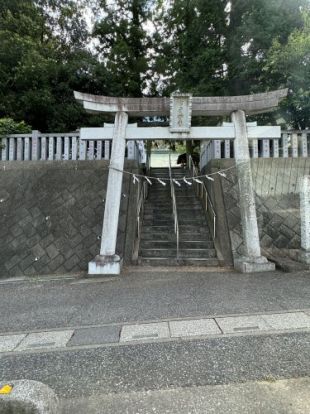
left=144, top=215, right=206, bottom=222
left=145, top=200, right=172, bottom=205
left=146, top=201, right=201, bottom=207
left=149, top=186, right=194, bottom=191
left=174, top=190, right=196, bottom=194
left=150, top=175, right=169, bottom=179
left=138, top=258, right=220, bottom=267
left=143, top=220, right=206, bottom=227
left=145, top=198, right=172, bottom=203
left=144, top=207, right=173, bottom=212
left=175, top=194, right=198, bottom=199
left=147, top=189, right=170, bottom=192
left=144, top=208, right=202, bottom=215
left=141, top=240, right=215, bottom=249
left=146, top=206, right=204, bottom=212
left=142, top=225, right=211, bottom=234
left=147, top=198, right=172, bottom=202
left=141, top=232, right=212, bottom=241
left=140, top=248, right=216, bottom=259
left=143, top=212, right=204, bottom=220
left=147, top=193, right=171, bottom=196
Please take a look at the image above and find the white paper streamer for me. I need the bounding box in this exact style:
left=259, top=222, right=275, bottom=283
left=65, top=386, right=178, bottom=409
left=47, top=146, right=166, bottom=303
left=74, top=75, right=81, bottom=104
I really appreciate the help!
left=157, top=178, right=167, bottom=186
left=206, top=175, right=215, bottom=181
left=173, top=179, right=181, bottom=187
left=183, top=177, right=192, bottom=186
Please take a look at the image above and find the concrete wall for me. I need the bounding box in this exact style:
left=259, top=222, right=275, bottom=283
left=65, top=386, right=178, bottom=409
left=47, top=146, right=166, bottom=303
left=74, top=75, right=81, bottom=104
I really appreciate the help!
left=0, top=161, right=138, bottom=277
left=206, top=158, right=310, bottom=263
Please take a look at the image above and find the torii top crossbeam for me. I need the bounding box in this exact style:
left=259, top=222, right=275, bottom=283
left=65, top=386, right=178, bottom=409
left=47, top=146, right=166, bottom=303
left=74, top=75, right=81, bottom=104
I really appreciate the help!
left=74, top=89, right=288, bottom=117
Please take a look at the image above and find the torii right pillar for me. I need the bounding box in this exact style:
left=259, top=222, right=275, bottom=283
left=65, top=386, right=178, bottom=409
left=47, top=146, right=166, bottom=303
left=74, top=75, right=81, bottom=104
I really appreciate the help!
left=231, top=110, right=275, bottom=273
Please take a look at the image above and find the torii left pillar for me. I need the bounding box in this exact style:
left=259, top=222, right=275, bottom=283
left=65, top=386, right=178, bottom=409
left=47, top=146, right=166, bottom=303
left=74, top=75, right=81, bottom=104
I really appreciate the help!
left=89, top=111, right=128, bottom=275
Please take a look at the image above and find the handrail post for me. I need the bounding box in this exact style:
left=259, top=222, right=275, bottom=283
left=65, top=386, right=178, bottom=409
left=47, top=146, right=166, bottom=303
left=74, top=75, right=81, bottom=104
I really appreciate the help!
left=189, top=154, right=216, bottom=240
left=169, top=153, right=179, bottom=259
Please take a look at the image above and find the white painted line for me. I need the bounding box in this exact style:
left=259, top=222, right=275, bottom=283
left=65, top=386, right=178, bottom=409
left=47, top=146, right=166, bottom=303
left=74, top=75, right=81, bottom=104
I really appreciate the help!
left=0, top=334, right=26, bottom=352
left=16, top=330, right=74, bottom=351
left=261, top=312, right=310, bottom=330
left=215, top=315, right=271, bottom=334
left=120, top=322, right=169, bottom=342
left=169, top=319, right=221, bottom=338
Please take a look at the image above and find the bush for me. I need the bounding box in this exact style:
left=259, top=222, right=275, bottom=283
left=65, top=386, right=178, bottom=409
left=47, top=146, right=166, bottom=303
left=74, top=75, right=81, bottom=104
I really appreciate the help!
left=0, top=118, right=32, bottom=149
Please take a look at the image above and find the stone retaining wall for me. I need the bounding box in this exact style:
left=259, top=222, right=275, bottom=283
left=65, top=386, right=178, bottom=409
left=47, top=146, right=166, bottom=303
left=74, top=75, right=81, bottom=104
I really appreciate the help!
left=206, top=158, right=310, bottom=262
left=0, top=161, right=138, bottom=277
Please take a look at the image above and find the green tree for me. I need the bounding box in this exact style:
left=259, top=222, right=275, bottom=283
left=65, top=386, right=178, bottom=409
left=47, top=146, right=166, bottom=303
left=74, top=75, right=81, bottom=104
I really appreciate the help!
left=263, top=10, right=310, bottom=129
left=152, top=0, right=227, bottom=97
left=0, top=0, right=104, bottom=131
left=93, top=0, right=151, bottom=97
left=153, top=0, right=308, bottom=128
left=225, top=0, right=308, bottom=95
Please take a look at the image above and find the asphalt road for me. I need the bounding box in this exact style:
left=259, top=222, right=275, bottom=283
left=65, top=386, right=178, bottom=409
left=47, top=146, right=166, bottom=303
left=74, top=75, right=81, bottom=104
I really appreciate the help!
left=1, top=268, right=309, bottom=412
left=1, top=268, right=310, bottom=333
left=1, top=331, right=310, bottom=412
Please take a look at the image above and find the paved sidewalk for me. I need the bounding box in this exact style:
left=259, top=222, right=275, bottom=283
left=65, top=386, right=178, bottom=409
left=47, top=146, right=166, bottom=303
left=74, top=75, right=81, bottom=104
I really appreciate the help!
left=1, top=309, right=310, bottom=354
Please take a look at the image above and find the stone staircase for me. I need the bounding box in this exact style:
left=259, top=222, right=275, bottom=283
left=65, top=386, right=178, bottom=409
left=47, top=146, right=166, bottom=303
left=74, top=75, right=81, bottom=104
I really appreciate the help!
left=138, top=167, right=219, bottom=266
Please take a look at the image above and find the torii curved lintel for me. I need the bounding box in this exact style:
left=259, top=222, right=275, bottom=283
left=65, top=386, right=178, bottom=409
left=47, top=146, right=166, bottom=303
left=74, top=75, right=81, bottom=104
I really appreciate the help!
left=74, top=89, right=288, bottom=117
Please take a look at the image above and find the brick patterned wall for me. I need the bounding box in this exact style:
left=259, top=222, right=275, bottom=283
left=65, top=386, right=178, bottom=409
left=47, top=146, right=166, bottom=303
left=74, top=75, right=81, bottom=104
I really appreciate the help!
left=0, top=161, right=138, bottom=277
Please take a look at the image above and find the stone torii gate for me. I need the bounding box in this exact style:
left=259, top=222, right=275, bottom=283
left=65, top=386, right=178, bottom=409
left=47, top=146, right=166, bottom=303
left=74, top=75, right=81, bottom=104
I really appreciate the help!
left=74, top=89, right=288, bottom=275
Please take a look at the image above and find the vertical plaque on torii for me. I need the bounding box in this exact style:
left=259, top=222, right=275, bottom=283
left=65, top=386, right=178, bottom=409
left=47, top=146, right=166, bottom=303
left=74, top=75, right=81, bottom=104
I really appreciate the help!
left=169, top=93, right=192, bottom=133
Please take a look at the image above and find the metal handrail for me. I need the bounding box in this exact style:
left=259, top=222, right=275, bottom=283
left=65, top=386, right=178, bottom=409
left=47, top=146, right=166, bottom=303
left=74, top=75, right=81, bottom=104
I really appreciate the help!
left=169, top=153, right=180, bottom=259
left=188, top=154, right=217, bottom=239
left=132, top=178, right=148, bottom=262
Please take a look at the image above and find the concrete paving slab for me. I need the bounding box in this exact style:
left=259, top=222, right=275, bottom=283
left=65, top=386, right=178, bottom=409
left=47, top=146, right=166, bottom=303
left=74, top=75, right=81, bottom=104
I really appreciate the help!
left=0, top=334, right=26, bottom=352
left=216, top=315, right=270, bottom=334
left=169, top=319, right=221, bottom=337
left=120, top=322, right=169, bottom=342
left=261, top=312, right=310, bottom=330
left=67, top=326, right=120, bottom=347
left=16, top=330, right=74, bottom=351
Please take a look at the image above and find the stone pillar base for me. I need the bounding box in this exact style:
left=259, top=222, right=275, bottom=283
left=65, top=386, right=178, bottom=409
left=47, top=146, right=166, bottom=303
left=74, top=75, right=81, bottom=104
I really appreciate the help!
left=298, top=250, right=310, bottom=265
left=234, top=256, right=275, bottom=273
left=88, top=254, right=123, bottom=275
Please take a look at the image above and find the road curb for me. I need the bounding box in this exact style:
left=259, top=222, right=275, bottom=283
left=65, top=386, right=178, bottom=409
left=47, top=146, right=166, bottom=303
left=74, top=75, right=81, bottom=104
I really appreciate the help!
left=0, top=380, right=59, bottom=413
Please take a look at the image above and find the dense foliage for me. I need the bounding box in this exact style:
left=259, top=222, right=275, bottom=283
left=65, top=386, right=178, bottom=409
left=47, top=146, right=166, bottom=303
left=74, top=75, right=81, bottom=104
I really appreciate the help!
left=0, top=0, right=309, bottom=130
left=0, top=117, right=31, bottom=148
